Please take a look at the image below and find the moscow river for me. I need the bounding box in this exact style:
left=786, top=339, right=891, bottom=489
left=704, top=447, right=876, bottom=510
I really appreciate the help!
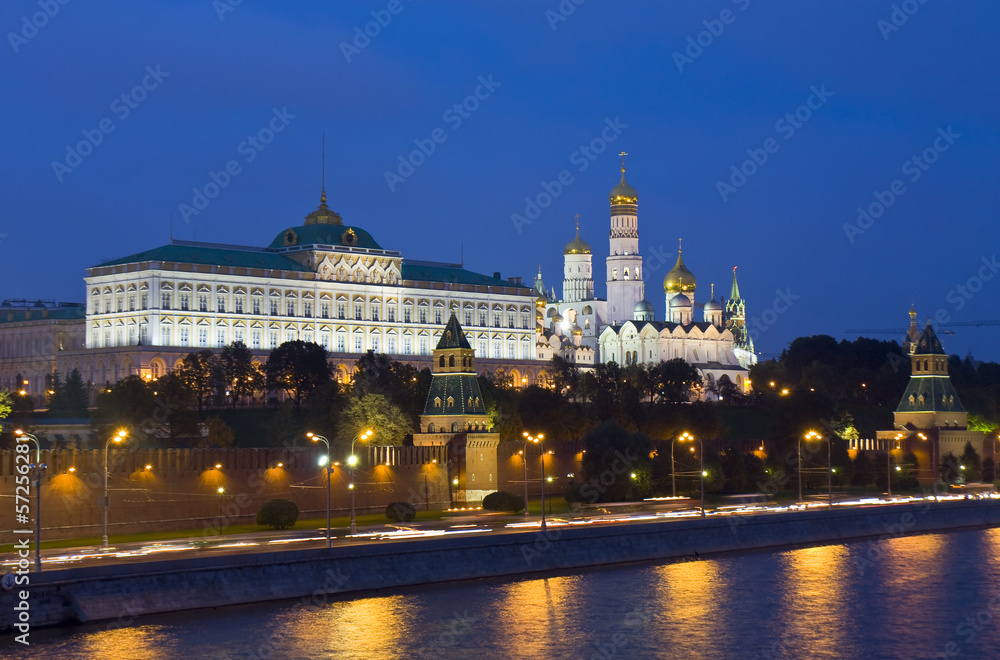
left=13, top=527, right=1000, bottom=659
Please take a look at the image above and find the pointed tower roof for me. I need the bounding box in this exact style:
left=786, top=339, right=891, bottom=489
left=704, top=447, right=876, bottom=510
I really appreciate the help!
left=304, top=135, right=343, bottom=225
left=730, top=266, right=742, bottom=301
left=436, top=313, right=472, bottom=350
left=914, top=321, right=946, bottom=355
left=534, top=265, right=546, bottom=297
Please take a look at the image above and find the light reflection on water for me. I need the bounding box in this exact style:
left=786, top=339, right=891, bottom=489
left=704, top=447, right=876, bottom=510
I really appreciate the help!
left=14, top=528, right=1000, bottom=660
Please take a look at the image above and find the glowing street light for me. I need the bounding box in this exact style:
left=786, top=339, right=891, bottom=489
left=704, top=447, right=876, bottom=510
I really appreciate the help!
left=15, top=430, right=43, bottom=571
left=523, top=431, right=545, bottom=529
left=800, top=431, right=832, bottom=508
left=102, top=429, right=127, bottom=549
left=307, top=432, right=334, bottom=548
left=348, top=429, right=373, bottom=535
left=672, top=432, right=695, bottom=498
left=677, top=432, right=705, bottom=518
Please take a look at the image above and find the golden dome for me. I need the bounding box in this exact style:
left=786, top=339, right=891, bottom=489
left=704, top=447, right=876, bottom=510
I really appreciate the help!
left=663, top=251, right=696, bottom=293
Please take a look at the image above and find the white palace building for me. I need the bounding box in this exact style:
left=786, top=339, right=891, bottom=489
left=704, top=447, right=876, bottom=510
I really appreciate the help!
left=37, top=190, right=549, bottom=392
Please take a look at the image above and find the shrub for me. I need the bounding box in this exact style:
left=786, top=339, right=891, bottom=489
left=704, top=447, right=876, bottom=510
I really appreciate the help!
left=385, top=501, right=417, bottom=522
left=482, top=490, right=525, bottom=513
left=256, top=498, right=299, bottom=529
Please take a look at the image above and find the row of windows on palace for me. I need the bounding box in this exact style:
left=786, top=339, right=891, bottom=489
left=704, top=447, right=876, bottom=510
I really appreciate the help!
left=90, top=289, right=532, bottom=329
left=89, top=324, right=534, bottom=360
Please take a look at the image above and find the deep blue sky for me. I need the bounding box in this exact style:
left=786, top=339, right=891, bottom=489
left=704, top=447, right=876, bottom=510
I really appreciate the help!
left=3, top=1, right=999, bottom=361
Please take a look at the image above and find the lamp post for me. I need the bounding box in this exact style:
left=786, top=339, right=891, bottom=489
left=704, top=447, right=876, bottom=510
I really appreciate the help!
left=15, top=431, right=43, bottom=571
left=348, top=429, right=373, bottom=535
left=102, top=429, right=127, bottom=549
left=519, top=434, right=532, bottom=518
left=523, top=432, right=544, bottom=529
left=678, top=433, right=705, bottom=518
left=801, top=431, right=831, bottom=507
left=307, top=432, right=333, bottom=548
left=889, top=434, right=903, bottom=499
left=673, top=432, right=694, bottom=498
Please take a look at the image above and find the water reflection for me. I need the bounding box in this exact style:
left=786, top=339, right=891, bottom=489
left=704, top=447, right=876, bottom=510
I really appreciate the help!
left=270, top=595, right=414, bottom=660
left=71, top=625, right=179, bottom=660
left=777, top=544, right=857, bottom=659
left=494, top=576, right=584, bottom=658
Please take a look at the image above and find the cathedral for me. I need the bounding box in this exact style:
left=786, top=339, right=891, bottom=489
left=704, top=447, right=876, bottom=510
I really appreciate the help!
left=538, top=158, right=756, bottom=397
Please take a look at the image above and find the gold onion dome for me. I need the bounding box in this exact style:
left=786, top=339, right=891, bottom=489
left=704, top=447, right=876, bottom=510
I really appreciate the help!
left=571, top=323, right=583, bottom=335
left=564, top=226, right=591, bottom=255
left=664, top=251, right=696, bottom=293
left=609, top=170, right=638, bottom=204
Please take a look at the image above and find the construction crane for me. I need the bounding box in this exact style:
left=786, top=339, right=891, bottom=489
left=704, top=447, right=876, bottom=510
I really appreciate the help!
left=845, top=320, right=1000, bottom=336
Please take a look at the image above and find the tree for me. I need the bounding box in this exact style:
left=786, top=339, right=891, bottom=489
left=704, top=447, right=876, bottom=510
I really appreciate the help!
left=62, top=368, right=89, bottom=416
left=256, top=499, right=299, bottom=529
left=342, top=393, right=413, bottom=447
left=175, top=350, right=218, bottom=412
left=651, top=359, right=702, bottom=404
left=93, top=375, right=155, bottom=439
left=0, top=390, right=12, bottom=434
left=579, top=420, right=653, bottom=502
left=266, top=341, right=331, bottom=411
left=219, top=341, right=255, bottom=408
left=201, top=415, right=236, bottom=448
left=46, top=369, right=89, bottom=417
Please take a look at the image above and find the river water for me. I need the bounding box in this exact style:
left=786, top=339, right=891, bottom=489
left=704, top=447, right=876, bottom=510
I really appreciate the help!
left=10, top=527, right=1000, bottom=659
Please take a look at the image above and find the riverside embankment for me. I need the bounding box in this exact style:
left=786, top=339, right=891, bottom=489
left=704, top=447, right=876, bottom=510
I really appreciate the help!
left=3, top=498, right=998, bottom=631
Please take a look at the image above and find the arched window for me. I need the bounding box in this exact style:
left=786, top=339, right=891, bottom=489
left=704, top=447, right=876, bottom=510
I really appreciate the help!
left=449, top=355, right=455, bottom=367
left=624, top=268, right=630, bottom=281
left=428, top=423, right=435, bottom=433
left=451, top=422, right=458, bottom=432
left=439, top=355, right=445, bottom=368
left=924, top=360, right=929, bottom=371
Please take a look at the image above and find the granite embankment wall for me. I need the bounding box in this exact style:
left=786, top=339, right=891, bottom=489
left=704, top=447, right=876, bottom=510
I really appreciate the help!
left=3, top=498, right=998, bottom=632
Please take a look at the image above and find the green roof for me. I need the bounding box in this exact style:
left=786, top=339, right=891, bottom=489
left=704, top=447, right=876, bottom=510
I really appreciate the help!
left=436, top=314, right=472, bottom=349
left=895, top=376, right=965, bottom=414
left=96, top=243, right=308, bottom=271
left=401, top=262, right=530, bottom=288
left=268, top=225, right=383, bottom=250
left=914, top=324, right=946, bottom=355
left=422, top=374, right=487, bottom=417
left=0, top=305, right=86, bottom=324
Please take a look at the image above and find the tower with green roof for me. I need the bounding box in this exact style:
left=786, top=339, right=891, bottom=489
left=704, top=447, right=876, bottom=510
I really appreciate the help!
left=412, top=313, right=499, bottom=504
left=877, top=311, right=988, bottom=486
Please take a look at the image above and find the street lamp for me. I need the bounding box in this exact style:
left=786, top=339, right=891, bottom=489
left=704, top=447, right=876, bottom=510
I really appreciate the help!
left=307, top=432, right=333, bottom=548
left=347, top=429, right=373, bottom=535
left=523, top=432, right=545, bottom=529
left=801, top=431, right=832, bottom=508
left=102, top=429, right=127, bottom=549
left=15, top=430, right=43, bottom=572
left=518, top=433, right=534, bottom=518
left=673, top=432, right=694, bottom=498
left=677, top=433, right=705, bottom=518
left=889, top=433, right=903, bottom=499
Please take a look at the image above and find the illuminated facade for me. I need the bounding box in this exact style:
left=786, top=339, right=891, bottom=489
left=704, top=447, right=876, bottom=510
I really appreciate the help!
left=77, top=192, right=542, bottom=385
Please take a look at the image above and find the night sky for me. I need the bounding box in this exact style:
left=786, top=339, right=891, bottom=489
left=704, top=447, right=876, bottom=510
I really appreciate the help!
left=4, top=1, right=999, bottom=361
